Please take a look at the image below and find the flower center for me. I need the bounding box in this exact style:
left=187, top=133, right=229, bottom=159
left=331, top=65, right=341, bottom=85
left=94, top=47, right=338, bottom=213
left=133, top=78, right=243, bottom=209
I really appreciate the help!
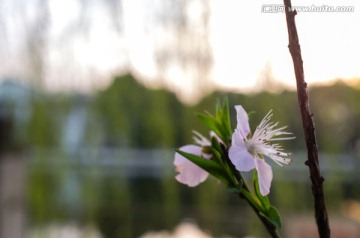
left=245, top=140, right=258, bottom=156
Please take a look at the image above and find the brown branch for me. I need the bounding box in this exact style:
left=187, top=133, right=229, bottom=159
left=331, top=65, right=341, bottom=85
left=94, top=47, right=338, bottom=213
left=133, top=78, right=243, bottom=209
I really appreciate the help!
left=282, top=0, right=330, bottom=237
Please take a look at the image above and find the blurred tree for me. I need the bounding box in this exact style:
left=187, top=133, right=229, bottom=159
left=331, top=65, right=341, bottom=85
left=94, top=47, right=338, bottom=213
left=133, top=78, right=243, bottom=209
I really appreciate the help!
left=311, top=82, right=360, bottom=153
left=3, top=72, right=356, bottom=152
left=0, top=0, right=217, bottom=102
left=154, top=0, right=214, bottom=102
left=26, top=98, right=58, bottom=147
left=94, top=74, right=183, bottom=147
left=91, top=74, right=360, bottom=153
left=24, top=0, right=50, bottom=87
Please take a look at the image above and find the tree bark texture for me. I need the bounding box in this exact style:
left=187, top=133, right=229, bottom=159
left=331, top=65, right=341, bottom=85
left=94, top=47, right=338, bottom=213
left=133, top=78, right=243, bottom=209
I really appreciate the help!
left=282, top=0, right=330, bottom=237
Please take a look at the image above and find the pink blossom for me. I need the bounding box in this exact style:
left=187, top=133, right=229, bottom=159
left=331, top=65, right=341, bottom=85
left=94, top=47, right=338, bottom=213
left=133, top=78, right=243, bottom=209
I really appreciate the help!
left=174, top=132, right=212, bottom=187
left=229, top=105, right=294, bottom=196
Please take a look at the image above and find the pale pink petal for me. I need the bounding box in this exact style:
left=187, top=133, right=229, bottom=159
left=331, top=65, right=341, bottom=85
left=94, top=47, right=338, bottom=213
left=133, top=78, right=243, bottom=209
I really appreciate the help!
left=192, top=131, right=211, bottom=147
left=210, top=131, right=223, bottom=144
left=231, top=129, right=246, bottom=147
left=255, top=158, right=273, bottom=196
left=229, top=137, right=256, bottom=172
left=235, top=105, right=250, bottom=139
left=174, top=145, right=209, bottom=187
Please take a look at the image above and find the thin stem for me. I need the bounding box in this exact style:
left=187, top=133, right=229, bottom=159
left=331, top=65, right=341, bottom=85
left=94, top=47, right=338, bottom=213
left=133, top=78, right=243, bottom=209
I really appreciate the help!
left=282, top=0, right=330, bottom=237
left=222, top=144, right=280, bottom=238
left=240, top=179, right=280, bottom=238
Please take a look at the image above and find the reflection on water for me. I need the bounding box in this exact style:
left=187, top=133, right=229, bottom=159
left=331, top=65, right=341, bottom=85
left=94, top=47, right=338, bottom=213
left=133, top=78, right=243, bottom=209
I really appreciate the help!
left=26, top=148, right=360, bottom=237
left=140, top=222, right=212, bottom=238
left=28, top=223, right=103, bottom=238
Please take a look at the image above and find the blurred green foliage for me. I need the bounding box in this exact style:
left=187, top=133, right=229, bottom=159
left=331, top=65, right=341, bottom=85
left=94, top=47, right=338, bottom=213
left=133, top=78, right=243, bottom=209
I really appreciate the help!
left=93, top=75, right=182, bottom=147
left=7, top=74, right=359, bottom=154
left=27, top=99, right=58, bottom=147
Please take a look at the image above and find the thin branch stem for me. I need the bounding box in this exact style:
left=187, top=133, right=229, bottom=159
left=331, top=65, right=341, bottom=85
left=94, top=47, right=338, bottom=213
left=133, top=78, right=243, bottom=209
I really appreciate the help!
left=282, top=0, right=330, bottom=237
left=240, top=179, right=280, bottom=238
left=223, top=143, right=280, bottom=238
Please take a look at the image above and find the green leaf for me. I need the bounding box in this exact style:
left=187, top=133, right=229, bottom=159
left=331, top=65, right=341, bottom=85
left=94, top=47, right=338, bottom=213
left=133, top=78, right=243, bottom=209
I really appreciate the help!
left=210, top=137, right=223, bottom=156
left=209, top=137, right=238, bottom=185
left=253, top=171, right=282, bottom=228
left=215, top=98, right=232, bottom=145
left=197, top=113, right=220, bottom=135
left=197, top=98, right=233, bottom=147
left=175, top=149, right=232, bottom=186
left=253, top=170, right=271, bottom=210
left=219, top=97, right=232, bottom=140
left=241, top=189, right=263, bottom=212
left=210, top=146, right=223, bottom=165
left=260, top=206, right=282, bottom=228
left=211, top=137, right=227, bottom=166
left=197, top=113, right=227, bottom=145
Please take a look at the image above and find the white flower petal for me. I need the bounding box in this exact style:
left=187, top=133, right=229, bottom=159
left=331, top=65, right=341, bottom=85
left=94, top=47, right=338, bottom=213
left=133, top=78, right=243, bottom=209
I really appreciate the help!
left=210, top=131, right=223, bottom=144
left=192, top=130, right=211, bottom=147
left=235, top=105, right=250, bottom=139
left=174, top=145, right=209, bottom=187
left=255, top=158, right=273, bottom=196
left=229, top=143, right=256, bottom=172
left=230, top=106, right=294, bottom=196
left=231, top=129, right=246, bottom=147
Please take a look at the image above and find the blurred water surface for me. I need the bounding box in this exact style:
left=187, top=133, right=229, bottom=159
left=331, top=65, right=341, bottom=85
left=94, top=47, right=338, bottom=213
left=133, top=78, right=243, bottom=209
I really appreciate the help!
left=25, top=148, right=360, bottom=237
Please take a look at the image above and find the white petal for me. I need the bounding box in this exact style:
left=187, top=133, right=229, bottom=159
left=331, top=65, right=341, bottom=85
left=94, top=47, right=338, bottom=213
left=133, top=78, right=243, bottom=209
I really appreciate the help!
left=231, top=129, right=246, bottom=147
left=210, top=131, right=223, bottom=144
left=235, top=105, right=250, bottom=139
left=192, top=130, right=211, bottom=147
left=255, top=158, right=273, bottom=196
left=174, top=145, right=209, bottom=187
left=229, top=143, right=256, bottom=172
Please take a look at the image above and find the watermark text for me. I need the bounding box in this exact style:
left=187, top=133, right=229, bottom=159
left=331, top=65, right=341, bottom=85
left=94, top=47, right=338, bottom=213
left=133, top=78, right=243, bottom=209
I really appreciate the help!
left=261, top=4, right=354, bottom=13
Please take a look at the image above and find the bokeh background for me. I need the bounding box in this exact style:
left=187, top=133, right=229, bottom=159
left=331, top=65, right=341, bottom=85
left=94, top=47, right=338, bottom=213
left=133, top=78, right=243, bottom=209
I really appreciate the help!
left=0, top=0, right=360, bottom=237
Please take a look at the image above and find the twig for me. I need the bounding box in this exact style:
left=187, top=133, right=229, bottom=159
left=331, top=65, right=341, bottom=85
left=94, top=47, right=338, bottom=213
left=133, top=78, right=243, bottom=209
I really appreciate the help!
left=282, top=0, right=330, bottom=237
left=222, top=144, right=280, bottom=237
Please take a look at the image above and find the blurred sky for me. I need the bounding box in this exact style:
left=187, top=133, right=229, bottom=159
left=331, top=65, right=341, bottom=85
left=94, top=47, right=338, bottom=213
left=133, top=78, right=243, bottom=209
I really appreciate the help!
left=0, top=0, right=359, bottom=103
